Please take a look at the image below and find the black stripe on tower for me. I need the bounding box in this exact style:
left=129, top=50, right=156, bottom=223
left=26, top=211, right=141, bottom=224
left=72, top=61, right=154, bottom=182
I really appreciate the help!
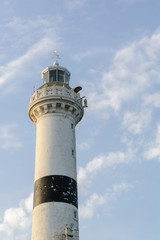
left=33, top=175, right=78, bottom=208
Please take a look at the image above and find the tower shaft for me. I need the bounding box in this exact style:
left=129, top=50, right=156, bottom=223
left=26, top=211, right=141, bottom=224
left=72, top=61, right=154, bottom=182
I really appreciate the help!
left=28, top=81, right=83, bottom=240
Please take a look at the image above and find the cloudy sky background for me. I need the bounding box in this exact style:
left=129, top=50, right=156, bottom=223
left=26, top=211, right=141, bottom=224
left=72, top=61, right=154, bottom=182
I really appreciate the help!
left=0, top=0, right=159, bottom=239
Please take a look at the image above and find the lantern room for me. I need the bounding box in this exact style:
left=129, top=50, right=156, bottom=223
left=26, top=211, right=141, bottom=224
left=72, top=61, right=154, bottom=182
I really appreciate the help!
left=42, top=61, right=71, bottom=86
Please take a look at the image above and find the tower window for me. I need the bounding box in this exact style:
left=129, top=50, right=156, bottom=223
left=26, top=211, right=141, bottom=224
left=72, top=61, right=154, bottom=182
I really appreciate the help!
left=72, top=149, right=74, bottom=156
left=71, top=123, right=74, bottom=129
left=74, top=211, right=77, bottom=219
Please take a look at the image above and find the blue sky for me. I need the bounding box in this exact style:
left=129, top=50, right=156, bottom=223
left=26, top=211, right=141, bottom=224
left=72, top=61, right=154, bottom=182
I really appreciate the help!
left=0, top=0, right=160, bottom=239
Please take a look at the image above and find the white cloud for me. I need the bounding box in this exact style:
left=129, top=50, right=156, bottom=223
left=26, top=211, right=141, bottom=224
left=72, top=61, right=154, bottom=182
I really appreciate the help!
left=0, top=124, right=21, bottom=149
left=122, top=109, right=151, bottom=135
left=0, top=16, right=60, bottom=87
left=78, top=150, right=133, bottom=194
left=78, top=140, right=92, bottom=150
left=64, top=0, right=87, bottom=9
left=79, top=193, right=106, bottom=219
left=0, top=37, right=56, bottom=86
left=79, top=182, right=133, bottom=218
left=144, top=92, right=160, bottom=108
left=87, top=30, right=160, bottom=116
left=0, top=193, right=33, bottom=240
left=20, top=193, right=33, bottom=213
left=3, top=208, right=29, bottom=230
left=144, top=124, right=160, bottom=161
left=3, top=16, right=61, bottom=47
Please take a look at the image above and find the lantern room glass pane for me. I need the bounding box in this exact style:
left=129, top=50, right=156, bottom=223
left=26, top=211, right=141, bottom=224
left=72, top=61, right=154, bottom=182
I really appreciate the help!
left=58, top=70, right=64, bottom=82
left=50, top=70, right=56, bottom=82
left=65, top=72, right=69, bottom=84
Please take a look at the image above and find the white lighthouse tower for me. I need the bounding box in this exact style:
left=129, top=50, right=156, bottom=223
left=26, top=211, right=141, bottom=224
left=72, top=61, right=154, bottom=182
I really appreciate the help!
left=28, top=54, right=85, bottom=240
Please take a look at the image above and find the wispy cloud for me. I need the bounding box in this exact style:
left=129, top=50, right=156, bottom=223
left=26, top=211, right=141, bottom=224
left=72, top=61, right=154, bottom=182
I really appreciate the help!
left=144, top=92, right=160, bottom=108
left=122, top=109, right=151, bottom=135
left=144, top=124, right=160, bottom=161
left=78, top=139, right=93, bottom=150
left=0, top=193, right=33, bottom=240
left=79, top=182, right=133, bottom=218
left=0, top=16, right=60, bottom=88
left=4, top=16, right=61, bottom=48
left=0, top=124, right=21, bottom=149
left=64, top=0, right=88, bottom=9
left=0, top=37, right=57, bottom=87
left=87, top=30, right=160, bottom=116
left=78, top=150, right=133, bottom=194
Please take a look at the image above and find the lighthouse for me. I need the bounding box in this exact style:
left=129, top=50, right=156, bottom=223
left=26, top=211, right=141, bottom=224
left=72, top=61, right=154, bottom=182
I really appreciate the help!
left=28, top=54, right=85, bottom=240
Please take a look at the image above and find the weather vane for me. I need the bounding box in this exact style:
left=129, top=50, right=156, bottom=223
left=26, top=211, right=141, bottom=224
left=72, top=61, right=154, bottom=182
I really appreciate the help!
left=53, top=50, right=60, bottom=65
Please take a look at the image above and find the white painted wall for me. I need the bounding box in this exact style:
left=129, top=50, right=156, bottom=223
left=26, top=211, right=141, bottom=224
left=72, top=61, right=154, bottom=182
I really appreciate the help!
left=32, top=202, right=79, bottom=240
left=34, top=113, right=77, bottom=181
left=32, top=112, right=79, bottom=240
